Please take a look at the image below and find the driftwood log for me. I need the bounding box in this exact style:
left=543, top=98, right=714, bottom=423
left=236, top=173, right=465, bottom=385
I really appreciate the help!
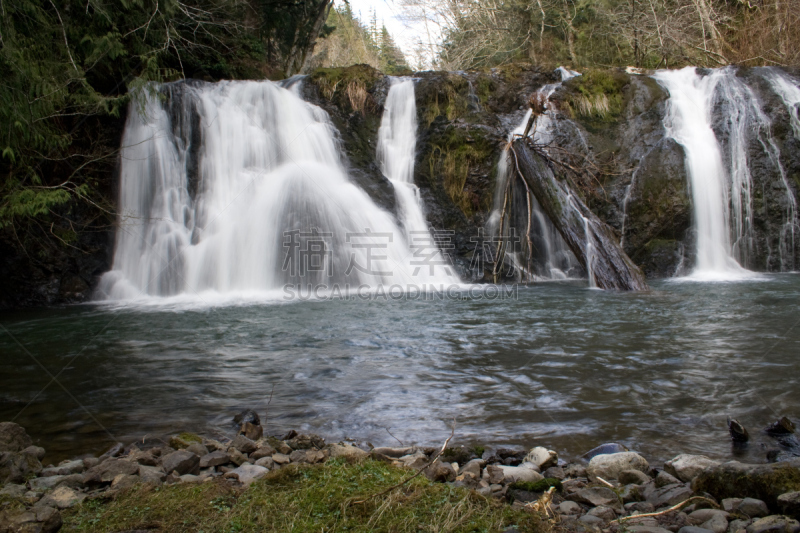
left=510, top=139, right=649, bottom=291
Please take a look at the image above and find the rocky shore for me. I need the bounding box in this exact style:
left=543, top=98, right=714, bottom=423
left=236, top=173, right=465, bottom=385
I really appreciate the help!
left=2, top=415, right=800, bottom=533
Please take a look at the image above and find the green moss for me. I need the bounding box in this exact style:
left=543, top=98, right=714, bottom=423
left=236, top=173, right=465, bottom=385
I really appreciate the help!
left=309, top=65, right=382, bottom=115
left=508, top=478, right=563, bottom=493
left=564, top=69, right=629, bottom=123
left=427, top=127, right=495, bottom=216
left=62, top=459, right=547, bottom=533
left=419, top=74, right=471, bottom=126
left=471, top=446, right=486, bottom=458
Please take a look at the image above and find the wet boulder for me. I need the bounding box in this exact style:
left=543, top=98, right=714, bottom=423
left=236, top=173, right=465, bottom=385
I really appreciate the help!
left=587, top=451, right=649, bottom=481
left=665, top=454, right=722, bottom=483
left=778, top=492, right=800, bottom=518
left=83, top=457, right=139, bottom=486
left=160, top=450, right=200, bottom=477
left=0, top=450, right=42, bottom=484
left=0, top=422, right=33, bottom=453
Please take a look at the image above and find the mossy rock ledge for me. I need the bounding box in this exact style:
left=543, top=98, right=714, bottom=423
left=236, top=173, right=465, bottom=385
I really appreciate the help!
left=691, top=459, right=800, bottom=511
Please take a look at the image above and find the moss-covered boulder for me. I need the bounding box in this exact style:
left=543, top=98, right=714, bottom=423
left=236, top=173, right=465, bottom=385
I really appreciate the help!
left=692, top=460, right=800, bottom=512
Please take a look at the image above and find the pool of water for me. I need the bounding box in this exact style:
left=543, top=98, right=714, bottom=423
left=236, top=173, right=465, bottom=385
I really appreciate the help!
left=1, top=276, right=798, bottom=464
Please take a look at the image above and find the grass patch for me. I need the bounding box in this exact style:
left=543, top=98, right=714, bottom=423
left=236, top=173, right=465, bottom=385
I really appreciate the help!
left=62, top=459, right=547, bottom=533
left=564, top=69, right=629, bottom=121
left=309, top=64, right=382, bottom=115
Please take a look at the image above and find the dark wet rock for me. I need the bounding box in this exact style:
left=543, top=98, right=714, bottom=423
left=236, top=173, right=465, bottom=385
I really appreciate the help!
left=109, top=473, right=139, bottom=492
left=544, top=466, right=566, bottom=479
left=737, top=498, right=771, bottom=519
left=621, top=469, right=651, bottom=485
left=0, top=422, right=33, bottom=453
left=626, top=502, right=656, bottom=514
left=692, top=460, right=800, bottom=511
left=647, top=483, right=694, bottom=508
left=731, top=520, right=755, bottom=533
left=657, top=471, right=683, bottom=487
left=271, top=453, right=290, bottom=465
left=227, top=448, right=248, bottom=466
left=199, top=451, right=230, bottom=468
left=1, top=450, right=42, bottom=484
left=233, top=409, right=261, bottom=427
left=240, top=422, right=263, bottom=441
left=679, top=527, right=715, bottom=533
left=560, top=501, right=583, bottom=515
left=231, top=435, right=257, bottom=455
left=250, top=445, right=276, bottom=461
left=138, top=465, right=166, bottom=485
left=185, top=442, right=208, bottom=457
left=620, top=483, right=644, bottom=503
left=285, top=434, right=324, bottom=451
left=83, top=457, right=139, bottom=486
left=766, top=418, right=797, bottom=437
left=160, top=450, right=200, bottom=477
left=372, top=446, right=415, bottom=458
left=0, top=505, right=62, bottom=533
left=688, top=509, right=730, bottom=525
left=326, top=444, right=368, bottom=461
left=587, top=452, right=649, bottom=480
left=461, top=459, right=483, bottom=478
left=729, top=419, right=750, bottom=443
left=587, top=505, right=617, bottom=521
left=568, top=486, right=623, bottom=512
left=98, top=442, right=125, bottom=461
left=580, top=514, right=606, bottom=527
left=745, top=516, right=800, bottom=533
left=627, top=526, right=674, bottom=533
left=28, top=473, right=83, bottom=492
left=254, top=457, right=274, bottom=469
left=22, top=446, right=46, bottom=461
left=778, top=492, right=800, bottom=518
left=699, top=512, right=729, bottom=533
left=425, top=461, right=456, bottom=483
left=565, top=464, right=588, bottom=478
left=40, top=460, right=84, bottom=478
left=126, top=450, right=158, bottom=467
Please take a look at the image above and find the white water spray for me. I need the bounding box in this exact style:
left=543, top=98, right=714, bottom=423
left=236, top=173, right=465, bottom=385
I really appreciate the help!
left=98, top=80, right=454, bottom=301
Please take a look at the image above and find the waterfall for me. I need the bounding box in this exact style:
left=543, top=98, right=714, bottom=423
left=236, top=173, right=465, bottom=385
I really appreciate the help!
left=654, top=66, right=798, bottom=277
left=653, top=67, right=757, bottom=280
left=376, top=77, right=459, bottom=283
left=97, top=79, right=454, bottom=301
left=488, top=68, right=582, bottom=281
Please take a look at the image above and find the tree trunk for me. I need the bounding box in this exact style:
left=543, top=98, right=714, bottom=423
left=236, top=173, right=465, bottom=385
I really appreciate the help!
left=510, top=140, right=649, bottom=291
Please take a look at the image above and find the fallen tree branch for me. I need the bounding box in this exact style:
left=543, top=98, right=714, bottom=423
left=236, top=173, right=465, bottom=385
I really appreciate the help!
left=613, top=496, right=720, bottom=523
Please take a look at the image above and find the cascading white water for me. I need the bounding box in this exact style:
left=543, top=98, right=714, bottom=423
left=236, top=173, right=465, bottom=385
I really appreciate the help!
left=98, top=79, right=455, bottom=301
left=653, top=67, right=756, bottom=280
left=376, top=78, right=459, bottom=282
left=766, top=69, right=800, bottom=140
left=488, top=68, right=582, bottom=281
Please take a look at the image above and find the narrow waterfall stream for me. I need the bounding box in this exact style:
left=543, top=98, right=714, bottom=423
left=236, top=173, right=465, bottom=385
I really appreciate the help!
left=97, top=79, right=455, bottom=302
left=376, top=78, right=458, bottom=283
